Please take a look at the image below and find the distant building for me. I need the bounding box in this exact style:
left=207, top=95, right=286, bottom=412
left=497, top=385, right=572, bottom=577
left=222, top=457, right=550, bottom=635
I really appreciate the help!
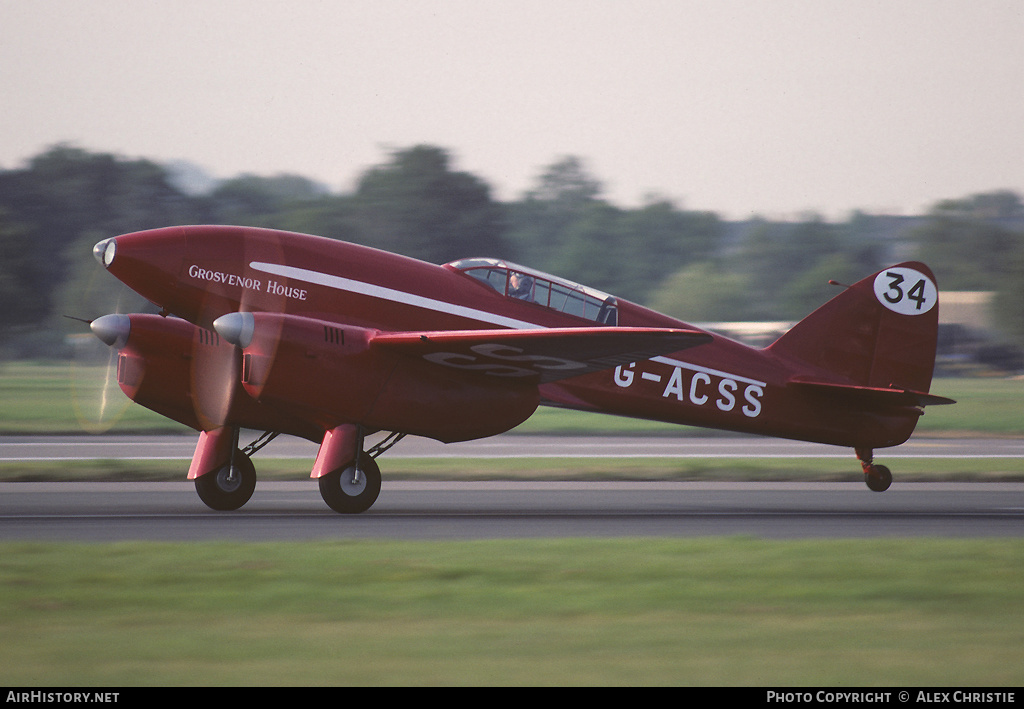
left=935, top=291, right=1014, bottom=371
left=939, top=291, right=994, bottom=331
left=696, top=322, right=794, bottom=348
left=700, top=291, right=996, bottom=352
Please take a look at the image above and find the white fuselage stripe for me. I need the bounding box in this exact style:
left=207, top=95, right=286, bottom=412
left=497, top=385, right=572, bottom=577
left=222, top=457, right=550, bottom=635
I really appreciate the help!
left=249, top=261, right=543, bottom=330
left=651, top=356, right=767, bottom=387
left=249, top=262, right=758, bottom=384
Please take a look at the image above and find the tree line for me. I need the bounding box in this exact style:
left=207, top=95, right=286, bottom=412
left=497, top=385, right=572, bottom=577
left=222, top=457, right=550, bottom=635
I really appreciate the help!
left=1, top=143, right=1022, bottom=358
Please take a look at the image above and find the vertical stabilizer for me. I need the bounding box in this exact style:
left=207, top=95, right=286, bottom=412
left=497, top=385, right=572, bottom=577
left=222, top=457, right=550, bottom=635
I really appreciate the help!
left=767, top=262, right=942, bottom=395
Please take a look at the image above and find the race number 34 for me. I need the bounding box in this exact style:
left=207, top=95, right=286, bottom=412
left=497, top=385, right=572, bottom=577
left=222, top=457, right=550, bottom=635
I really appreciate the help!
left=873, top=267, right=937, bottom=316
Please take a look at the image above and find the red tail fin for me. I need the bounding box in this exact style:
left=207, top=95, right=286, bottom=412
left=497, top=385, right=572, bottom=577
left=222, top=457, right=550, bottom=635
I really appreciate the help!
left=767, top=262, right=946, bottom=398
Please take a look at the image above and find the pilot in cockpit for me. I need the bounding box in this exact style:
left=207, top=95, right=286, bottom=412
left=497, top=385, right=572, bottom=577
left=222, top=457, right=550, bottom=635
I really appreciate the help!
left=508, top=271, right=534, bottom=301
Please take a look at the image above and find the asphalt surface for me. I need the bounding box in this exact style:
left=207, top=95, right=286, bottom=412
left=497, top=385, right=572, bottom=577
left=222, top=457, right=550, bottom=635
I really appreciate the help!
left=1, top=434, right=1022, bottom=541
left=2, top=480, right=1023, bottom=540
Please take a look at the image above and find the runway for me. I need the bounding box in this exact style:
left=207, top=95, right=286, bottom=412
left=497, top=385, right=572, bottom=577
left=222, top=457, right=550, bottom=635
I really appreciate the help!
left=2, top=435, right=1022, bottom=541
left=2, top=480, right=1023, bottom=541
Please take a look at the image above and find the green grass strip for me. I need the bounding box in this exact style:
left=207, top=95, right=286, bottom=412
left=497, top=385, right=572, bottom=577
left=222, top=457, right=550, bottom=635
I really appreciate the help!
left=2, top=362, right=1022, bottom=436
left=1, top=539, right=1022, bottom=686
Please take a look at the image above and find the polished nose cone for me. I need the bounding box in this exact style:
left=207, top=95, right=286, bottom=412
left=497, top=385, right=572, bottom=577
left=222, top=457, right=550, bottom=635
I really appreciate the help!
left=90, top=314, right=131, bottom=349
left=93, top=238, right=117, bottom=267
left=213, top=312, right=255, bottom=348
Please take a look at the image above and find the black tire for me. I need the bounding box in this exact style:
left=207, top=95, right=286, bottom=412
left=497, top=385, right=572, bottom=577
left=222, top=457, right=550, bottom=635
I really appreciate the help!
left=864, top=464, right=893, bottom=492
left=319, top=453, right=381, bottom=514
left=195, top=451, right=257, bottom=511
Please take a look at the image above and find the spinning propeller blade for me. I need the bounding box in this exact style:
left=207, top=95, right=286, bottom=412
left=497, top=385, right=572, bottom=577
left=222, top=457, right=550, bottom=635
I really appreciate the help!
left=68, top=315, right=132, bottom=433
left=187, top=230, right=287, bottom=432
left=66, top=259, right=150, bottom=433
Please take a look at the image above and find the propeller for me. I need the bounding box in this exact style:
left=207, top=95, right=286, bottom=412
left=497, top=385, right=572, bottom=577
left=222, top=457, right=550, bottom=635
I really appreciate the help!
left=189, top=320, right=243, bottom=431
left=186, top=229, right=288, bottom=432
left=67, top=314, right=132, bottom=433
left=65, top=247, right=150, bottom=433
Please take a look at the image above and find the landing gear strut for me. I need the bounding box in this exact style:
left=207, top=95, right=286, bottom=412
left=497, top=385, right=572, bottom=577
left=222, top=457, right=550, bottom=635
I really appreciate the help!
left=856, top=447, right=892, bottom=492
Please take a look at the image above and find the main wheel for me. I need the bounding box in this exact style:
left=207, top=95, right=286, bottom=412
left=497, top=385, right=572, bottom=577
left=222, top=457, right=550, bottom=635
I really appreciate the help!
left=195, top=451, right=257, bottom=511
left=319, top=453, right=381, bottom=514
left=864, top=464, right=893, bottom=492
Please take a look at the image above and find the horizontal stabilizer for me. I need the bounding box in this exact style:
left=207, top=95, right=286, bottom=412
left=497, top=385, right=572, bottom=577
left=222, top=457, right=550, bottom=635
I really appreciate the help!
left=372, top=327, right=713, bottom=383
left=789, top=378, right=956, bottom=408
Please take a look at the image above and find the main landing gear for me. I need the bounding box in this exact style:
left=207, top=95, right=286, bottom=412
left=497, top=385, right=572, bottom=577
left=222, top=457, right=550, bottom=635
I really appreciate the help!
left=194, top=428, right=261, bottom=511
left=318, top=429, right=403, bottom=514
left=195, top=450, right=256, bottom=510
left=856, top=447, right=893, bottom=492
left=319, top=453, right=382, bottom=514
left=192, top=427, right=403, bottom=514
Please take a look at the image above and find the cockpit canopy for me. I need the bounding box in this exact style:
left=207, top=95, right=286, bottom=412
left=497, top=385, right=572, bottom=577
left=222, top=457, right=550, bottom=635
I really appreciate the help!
left=448, top=258, right=618, bottom=325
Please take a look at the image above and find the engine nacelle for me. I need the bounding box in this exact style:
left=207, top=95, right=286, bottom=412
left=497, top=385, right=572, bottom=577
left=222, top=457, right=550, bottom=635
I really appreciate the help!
left=220, top=312, right=539, bottom=442
left=92, top=313, right=319, bottom=439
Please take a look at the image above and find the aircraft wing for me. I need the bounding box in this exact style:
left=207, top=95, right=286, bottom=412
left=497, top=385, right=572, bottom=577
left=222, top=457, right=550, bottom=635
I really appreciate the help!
left=371, top=326, right=713, bottom=383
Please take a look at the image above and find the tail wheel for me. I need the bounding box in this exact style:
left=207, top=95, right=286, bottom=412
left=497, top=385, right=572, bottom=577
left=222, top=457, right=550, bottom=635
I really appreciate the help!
left=195, top=450, right=256, bottom=510
left=864, top=464, right=893, bottom=492
left=319, top=453, right=381, bottom=514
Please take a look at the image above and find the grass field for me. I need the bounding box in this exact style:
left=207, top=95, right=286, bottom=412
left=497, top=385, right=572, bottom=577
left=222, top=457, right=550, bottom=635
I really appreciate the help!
left=0, top=361, right=1021, bottom=437
left=2, top=539, right=1023, bottom=686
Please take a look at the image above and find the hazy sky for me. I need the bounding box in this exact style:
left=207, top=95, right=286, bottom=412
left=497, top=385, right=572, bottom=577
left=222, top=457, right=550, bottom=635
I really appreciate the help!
left=2, top=0, right=1023, bottom=219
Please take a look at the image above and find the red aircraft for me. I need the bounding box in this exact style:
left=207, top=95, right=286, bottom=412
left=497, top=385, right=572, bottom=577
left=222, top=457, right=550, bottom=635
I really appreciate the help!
left=87, top=225, right=954, bottom=513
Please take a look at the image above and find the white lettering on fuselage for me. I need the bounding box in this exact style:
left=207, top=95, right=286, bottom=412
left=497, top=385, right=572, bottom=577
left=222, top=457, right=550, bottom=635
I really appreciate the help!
left=265, top=280, right=308, bottom=300
left=187, top=264, right=306, bottom=301
left=614, top=358, right=765, bottom=418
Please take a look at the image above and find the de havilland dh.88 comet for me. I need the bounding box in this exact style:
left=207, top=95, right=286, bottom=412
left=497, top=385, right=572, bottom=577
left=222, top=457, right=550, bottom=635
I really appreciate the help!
left=86, top=225, right=954, bottom=513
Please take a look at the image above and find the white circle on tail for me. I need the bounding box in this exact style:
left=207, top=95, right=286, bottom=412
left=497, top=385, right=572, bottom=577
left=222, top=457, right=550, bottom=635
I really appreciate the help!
left=873, top=267, right=937, bottom=316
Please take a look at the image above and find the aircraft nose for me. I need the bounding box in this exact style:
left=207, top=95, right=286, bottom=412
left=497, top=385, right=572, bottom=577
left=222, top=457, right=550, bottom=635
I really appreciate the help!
left=93, top=238, right=117, bottom=267
left=90, top=314, right=131, bottom=349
